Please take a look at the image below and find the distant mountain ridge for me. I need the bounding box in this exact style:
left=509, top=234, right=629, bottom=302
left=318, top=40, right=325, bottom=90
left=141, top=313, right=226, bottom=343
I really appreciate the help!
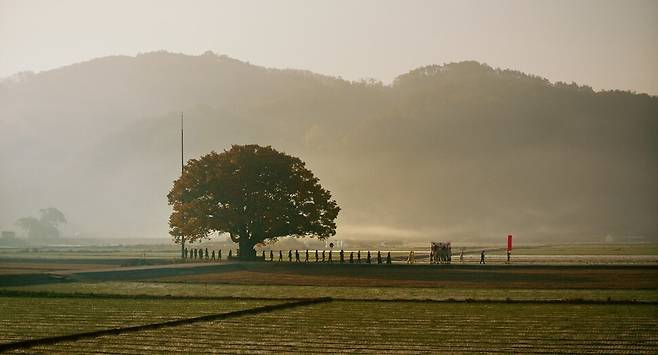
left=1, top=51, right=656, bottom=243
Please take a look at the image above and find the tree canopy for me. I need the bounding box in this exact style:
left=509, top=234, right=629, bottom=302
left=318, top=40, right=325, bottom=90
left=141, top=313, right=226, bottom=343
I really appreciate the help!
left=167, top=145, right=340, bottom=259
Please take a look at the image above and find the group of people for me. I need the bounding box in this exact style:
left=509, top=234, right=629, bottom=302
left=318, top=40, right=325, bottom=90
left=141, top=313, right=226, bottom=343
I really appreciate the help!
left=264, top=249, right=393, bottom=264
left=183, top=246, right=509, bottom=264
left=183, top=247, right=228, bottom=260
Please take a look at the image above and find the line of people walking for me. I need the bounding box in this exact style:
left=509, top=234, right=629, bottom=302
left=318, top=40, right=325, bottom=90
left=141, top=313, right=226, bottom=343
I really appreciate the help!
left=183, top=247, right=499, bottom=265
left=264, top=249, right=393, bottom=264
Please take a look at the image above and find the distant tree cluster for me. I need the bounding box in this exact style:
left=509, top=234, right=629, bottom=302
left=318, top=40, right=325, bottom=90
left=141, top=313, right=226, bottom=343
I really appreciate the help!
left=15, top=208, right=67, bottom=241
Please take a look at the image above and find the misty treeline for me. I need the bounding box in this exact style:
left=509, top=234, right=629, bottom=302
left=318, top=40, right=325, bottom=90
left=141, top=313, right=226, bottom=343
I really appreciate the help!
left=0, top=52, right=656, bottom=242
left=15, top=208, right=67, bottom=241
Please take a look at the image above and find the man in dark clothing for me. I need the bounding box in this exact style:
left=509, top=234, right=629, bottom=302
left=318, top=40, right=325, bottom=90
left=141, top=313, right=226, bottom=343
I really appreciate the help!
left=507, top=250, right=511, bottom=264
left=218, top=249, right=222, bottom=261
left=328, top=250, right=332, bottom=262
left=262, top=250, right=266, bottom=260
left=377, top=251, right=382, bottom=264
left=315, top=250, right=319, bottom=262
left=367, top=251, right=371, bottom=264
left=305, top=250, right=309, bottom=262
left=357, top=250, right=361, bottom=263
left=295, top=250, right=300, bottom=262
left=386, top=251, right=392, bottom=264
left=480, top=250, right=486, bottom=264
left=212, top=250, right=216, bottom=260
left=288, top=250, right=293, bottom=262
left=270, top=250, right=274, bottom=261
left=349, top=252, right=354, bottom=263
left=279, top=250, right=283, bottom=262
left=205, top=248, right=209, bottom=259
left=340, top=250, right=345, bottom=263
left=322, top=250, right=326, bottom=262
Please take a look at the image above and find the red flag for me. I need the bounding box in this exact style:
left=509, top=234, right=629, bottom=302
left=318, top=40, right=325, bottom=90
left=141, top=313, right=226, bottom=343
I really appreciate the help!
left=507, top=235, right=513, bottom=251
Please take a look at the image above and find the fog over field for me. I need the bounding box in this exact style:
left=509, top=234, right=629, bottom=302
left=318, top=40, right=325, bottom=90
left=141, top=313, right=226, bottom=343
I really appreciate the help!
left=0, top=1, right=656, bottom=244
left=1, top=52, right=656, bottom=243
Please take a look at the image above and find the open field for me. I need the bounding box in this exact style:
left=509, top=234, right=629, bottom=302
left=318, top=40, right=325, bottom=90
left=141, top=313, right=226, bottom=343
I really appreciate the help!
left=0, top=296, right=276, bottom=344
left=1, top=244, right=657, bottom=353
left=9, top=301, right=657, bottom=354
left=6, top=281, right=658, bottom=302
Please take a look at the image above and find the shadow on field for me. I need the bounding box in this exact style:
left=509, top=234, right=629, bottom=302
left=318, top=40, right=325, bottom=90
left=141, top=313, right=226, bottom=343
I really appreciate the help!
left=2, top=262, right=657, bottom=289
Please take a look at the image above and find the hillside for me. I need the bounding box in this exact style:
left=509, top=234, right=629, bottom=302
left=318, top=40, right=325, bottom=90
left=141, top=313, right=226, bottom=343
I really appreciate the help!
left=1, top=51, right=656, bottom=243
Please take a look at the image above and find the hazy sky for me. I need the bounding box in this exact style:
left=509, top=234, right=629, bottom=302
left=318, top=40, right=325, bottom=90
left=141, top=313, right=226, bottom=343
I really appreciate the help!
left=1, top=0, right=657, bottom=94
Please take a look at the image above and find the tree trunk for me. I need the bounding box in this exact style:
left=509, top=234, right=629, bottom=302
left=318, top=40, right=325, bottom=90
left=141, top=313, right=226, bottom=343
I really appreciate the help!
left=238, top=238, right=257, bottom=261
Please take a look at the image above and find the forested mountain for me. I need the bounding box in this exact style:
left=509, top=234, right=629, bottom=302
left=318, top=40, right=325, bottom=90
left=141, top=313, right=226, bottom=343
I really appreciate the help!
left=1, top=51, right=656, bottom=243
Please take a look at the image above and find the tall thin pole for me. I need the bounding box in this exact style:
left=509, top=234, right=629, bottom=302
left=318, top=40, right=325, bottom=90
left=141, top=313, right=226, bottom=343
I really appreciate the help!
left=181, top=112, right=184, bottom=174
left=180, top=112, right=185, bottom=259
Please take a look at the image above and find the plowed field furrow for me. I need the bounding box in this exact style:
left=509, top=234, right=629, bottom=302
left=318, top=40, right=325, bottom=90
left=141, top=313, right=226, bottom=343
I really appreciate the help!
left=16, top=301, right=656, bottom=354
left=0, top=297, right=277, bottom=343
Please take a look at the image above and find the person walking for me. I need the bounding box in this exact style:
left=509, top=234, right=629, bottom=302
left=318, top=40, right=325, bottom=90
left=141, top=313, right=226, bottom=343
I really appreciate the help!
left=322, top=250, right=326, bottom=262
left=366, top=251, right=371, bottom=264
left=386, top=251, right=392, bottom=264
left=460, top=249, right=464, bottom=263
left=357, top=250, right=361, bottom=264
left=279, top=250, right=283, bottom=262
left=340, top=249, right=345, bottom=263
left=506, top=249, right=511, bottom=264
left=480, top=250, right=486, bottom=264
left=305, top=250, right=309, bottom=262
left=288, top=250, right=293, bottom=262
left=328, top=250, right=333, bottom=263
left=377, top=251, right=382, bottom=264
left=218, top=249, right=222, bottom=261
left=295, top=250, right=300, bottom=262
left=212, top=250, right=216, bottom=260
left=270, top=250, right=274, bottom=261
left=315, top=250, right=319, bottom=262
left=349, top=251, right=354, bottom=263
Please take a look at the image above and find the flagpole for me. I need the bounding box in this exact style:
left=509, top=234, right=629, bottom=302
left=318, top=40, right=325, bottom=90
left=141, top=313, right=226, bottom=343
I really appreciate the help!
left=180, top=112, right=185, bottom=259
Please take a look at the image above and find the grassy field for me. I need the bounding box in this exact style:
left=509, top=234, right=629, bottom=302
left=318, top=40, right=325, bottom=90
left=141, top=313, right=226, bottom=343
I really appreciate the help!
left=14, top=301, right=657, bottom=354
left=0, top=296, right=276, bottom=344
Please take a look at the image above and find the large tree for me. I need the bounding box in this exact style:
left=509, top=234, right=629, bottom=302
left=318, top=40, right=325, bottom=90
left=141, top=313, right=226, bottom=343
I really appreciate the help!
left=167, top=144, right=340, bottom=260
